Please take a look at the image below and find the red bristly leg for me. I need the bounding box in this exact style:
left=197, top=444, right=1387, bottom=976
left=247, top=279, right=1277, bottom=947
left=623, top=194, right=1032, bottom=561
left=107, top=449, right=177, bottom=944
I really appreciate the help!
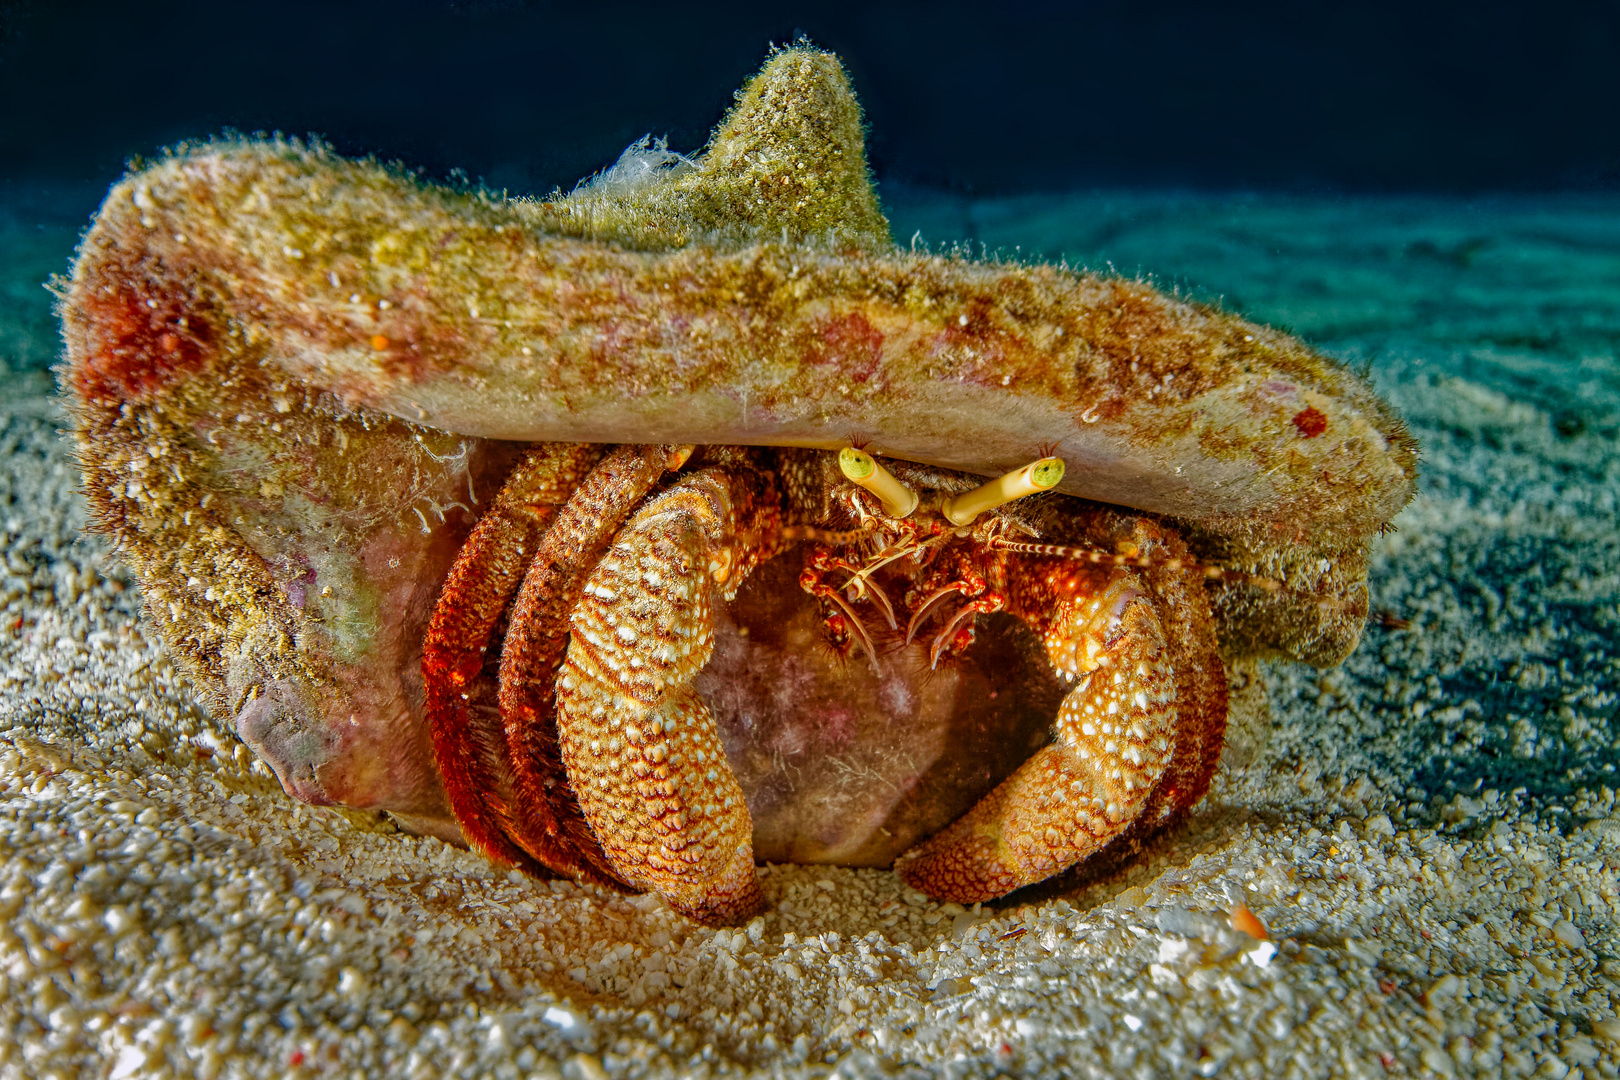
left=497, top=444, right=693, bottom=887
left=423, top=443, right=602, bottom=877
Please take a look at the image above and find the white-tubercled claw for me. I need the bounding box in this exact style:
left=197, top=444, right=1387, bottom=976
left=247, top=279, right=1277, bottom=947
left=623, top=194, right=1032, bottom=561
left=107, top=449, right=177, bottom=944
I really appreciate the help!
left=555, top=467, right=772, bottom=925
left=895, top=569, right=1175, bottom=902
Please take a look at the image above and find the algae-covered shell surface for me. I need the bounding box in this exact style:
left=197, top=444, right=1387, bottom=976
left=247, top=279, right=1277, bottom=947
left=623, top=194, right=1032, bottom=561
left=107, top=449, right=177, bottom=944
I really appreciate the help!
left=57, top=48, right=1415, bottom=858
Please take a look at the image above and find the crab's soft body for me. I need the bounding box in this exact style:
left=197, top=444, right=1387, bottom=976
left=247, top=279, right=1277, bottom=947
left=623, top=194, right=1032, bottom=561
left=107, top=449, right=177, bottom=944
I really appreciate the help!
left=58, top=48, right=1417, bottom=922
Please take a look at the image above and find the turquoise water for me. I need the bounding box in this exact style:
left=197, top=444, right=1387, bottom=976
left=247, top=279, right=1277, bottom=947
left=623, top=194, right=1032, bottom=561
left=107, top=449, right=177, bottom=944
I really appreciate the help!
left=1, top=180, right=100, bottom=394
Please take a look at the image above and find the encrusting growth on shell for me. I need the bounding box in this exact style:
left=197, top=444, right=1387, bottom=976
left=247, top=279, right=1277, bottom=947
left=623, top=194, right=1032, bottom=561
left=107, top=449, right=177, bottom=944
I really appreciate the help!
left=534, top=46, right=890, bottom=252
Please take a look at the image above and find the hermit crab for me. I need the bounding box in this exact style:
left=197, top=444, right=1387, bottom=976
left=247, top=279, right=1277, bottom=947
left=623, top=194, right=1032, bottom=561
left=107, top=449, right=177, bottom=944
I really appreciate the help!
left=59, top=47, right=1417, bottom=924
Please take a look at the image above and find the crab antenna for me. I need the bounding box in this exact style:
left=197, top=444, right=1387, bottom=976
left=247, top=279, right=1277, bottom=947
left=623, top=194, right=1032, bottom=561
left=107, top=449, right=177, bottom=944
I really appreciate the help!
left=990, top=537, right=1284, bottom=594
left=941, top=457, right=1066, bottom=527
left=839, top=447, right=919, bottom=518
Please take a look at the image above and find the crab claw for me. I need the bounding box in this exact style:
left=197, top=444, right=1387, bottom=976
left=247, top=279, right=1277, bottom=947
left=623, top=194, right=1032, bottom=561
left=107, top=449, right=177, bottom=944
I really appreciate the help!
left=896, top=571, right=1176, bottom=902
left=556, top=467, right=775, bottom=925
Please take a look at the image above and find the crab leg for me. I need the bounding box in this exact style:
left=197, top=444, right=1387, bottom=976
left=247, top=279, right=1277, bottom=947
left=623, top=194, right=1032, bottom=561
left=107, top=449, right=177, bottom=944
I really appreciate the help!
left=798, top=568, right=882, bottom=669
left=422, top=443, right=603, bottom=876
left=927, top=592, right=1006, bottom=669
left=556, top=468, right=780, bottom=925
left=904, top=567, right=989, bottom=645
left=496, top=444, right=694, bottom=886
left=895, top=570, right=1177, bottom=902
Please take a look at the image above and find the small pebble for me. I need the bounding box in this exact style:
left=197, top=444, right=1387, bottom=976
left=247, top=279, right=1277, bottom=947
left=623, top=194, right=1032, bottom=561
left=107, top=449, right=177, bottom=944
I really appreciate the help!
left=1551, top=919, right=1586, bottom=949
left=1229, top=904, right=1268, bottom=941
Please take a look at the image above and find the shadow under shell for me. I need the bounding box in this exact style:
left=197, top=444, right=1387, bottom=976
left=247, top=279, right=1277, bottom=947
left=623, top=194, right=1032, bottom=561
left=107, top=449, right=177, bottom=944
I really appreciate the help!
left=701, top=556, right=1063, bottom=868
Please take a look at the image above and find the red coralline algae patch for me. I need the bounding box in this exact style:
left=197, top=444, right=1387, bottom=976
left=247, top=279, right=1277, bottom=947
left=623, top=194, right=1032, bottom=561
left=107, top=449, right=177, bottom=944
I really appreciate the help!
left=815, top=312, right=884, bottom=382
left=1292, top=406, right=1329, bottom=438
left=71, top=276, right=213, bottom=405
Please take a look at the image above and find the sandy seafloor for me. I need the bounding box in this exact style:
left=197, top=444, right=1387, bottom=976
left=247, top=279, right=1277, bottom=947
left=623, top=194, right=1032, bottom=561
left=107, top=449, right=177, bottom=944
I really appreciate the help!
left=1, top=183, right=1618, bottom=1080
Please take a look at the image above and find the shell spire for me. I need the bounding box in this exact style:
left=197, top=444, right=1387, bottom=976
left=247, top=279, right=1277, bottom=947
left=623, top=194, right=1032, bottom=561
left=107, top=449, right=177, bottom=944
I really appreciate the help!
left=532, top=45, right=890, bottom=250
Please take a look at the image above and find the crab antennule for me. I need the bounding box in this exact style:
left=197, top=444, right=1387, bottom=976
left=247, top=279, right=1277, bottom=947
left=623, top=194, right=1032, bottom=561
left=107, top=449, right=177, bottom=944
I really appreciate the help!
left=778, top=525, right=866, bottom=547
left=839, top=447, right=919, bottom=519
left=941, top=458, right=1067, bottom=527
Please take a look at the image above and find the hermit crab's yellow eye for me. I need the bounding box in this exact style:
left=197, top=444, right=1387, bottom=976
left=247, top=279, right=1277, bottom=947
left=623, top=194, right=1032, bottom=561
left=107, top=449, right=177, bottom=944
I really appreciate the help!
left=838, top=447, right=919, bottom=518
left=942, top=457, right=1066, bottom=527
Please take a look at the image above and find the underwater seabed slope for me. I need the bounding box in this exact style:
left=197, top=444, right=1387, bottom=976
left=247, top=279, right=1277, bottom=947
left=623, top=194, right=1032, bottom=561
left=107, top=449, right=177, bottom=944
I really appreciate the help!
left=0, top=189, right=1617, bottom=1078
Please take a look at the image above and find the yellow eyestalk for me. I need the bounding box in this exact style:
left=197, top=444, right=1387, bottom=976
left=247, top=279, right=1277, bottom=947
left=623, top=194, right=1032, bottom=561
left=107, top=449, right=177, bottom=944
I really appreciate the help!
left=838, top=447, right=919, bottom=518
left=941, top=457, right=1066, bottom=527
